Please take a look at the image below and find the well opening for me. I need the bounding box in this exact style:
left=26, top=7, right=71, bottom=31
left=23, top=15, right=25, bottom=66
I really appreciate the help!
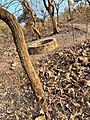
left=41, top=39, right=53, bottom=45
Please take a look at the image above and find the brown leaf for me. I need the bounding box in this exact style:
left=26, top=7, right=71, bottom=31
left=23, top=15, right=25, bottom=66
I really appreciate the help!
left=72, top=101, right=80, bottom=107
left=77, top=79, right=87, bottom=86
left=35, top=116, right=45, bottom=120
left=86, top=80, right=90, bottom=87
left=78, top=56, right=88, bottom=63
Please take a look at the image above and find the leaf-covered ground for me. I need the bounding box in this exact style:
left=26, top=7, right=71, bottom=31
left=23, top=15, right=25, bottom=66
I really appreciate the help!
left=0, top=21, right=90, bottom=120
left=36, top=40, right=90, bottom=120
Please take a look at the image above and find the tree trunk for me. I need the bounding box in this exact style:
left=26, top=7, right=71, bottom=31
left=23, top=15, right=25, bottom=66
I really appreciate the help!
left=67, top=0, right=71, bottom=20
left=56, top=9, right=59, bottom=24
left=32, top=25, right=42, bottom=39
left=43, top=0, right=59, bottom=34
left=51, top=15, right=59, bottom=34
left=0, top=7, right=51, bottom=120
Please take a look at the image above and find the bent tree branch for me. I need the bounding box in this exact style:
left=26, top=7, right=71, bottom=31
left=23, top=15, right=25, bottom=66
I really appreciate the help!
left=21, top=0, right=42, bottom=38
left=0, top=7, right=51, bottom=120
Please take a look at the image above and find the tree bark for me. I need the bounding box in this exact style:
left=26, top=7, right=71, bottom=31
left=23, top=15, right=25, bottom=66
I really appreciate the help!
left=56, top=9, right=59, bottom=24
left=67, top=0, right=72, bottom=20
left=0, top=7, right=50, bottom=120
left=43, top=0, right=59, bottom=34
left=32, top=25, right=42, bottom=39
left=51, top=15, right=58, bottom=34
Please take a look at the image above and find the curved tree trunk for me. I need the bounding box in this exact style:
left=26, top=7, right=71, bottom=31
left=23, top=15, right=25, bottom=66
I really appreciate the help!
left=0, top=7, right=51, bottom=120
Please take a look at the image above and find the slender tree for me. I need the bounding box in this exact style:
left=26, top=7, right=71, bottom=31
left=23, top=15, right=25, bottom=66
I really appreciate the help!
left=54, top=0, right=64, bottom=24
left=67, top=0, right=74, bottom=20
left=43, top=0, right=59, bottom=34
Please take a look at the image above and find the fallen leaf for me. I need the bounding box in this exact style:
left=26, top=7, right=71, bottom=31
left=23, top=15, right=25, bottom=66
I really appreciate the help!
left=69, top=114, right=74, bottom=120
left=35, top=116, right=45, bottom=120
left=77, top=79, right=87, bottom=86
left=15, top=113, right=19, bottom=120
left=66, top=72, right=70, bottom=79
left=11, top=61, right=18, bottom=67
left=11, top=99, right=14, bottom=104
left=86, top=102, right=90, bottom=108
left=40, top=109, right=44, bottom=114
left=78, top=56, right=88, bottom=63
left=72, top=101, right=80, bottom=107
left=6, top=107, right=12, bottom=114
left=86, top=80, right=90, bottom=87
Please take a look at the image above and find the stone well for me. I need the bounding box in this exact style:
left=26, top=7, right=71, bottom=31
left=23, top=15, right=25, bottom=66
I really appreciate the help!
left=28, top=37, right=58, bottom=54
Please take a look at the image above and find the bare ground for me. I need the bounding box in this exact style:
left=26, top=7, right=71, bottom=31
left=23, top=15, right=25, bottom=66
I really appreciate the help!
left=0, top=23, right=90, bottom=120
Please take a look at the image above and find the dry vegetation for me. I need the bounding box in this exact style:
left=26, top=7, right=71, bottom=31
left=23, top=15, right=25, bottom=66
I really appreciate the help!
left=0, top=6, right=90, bottom=120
